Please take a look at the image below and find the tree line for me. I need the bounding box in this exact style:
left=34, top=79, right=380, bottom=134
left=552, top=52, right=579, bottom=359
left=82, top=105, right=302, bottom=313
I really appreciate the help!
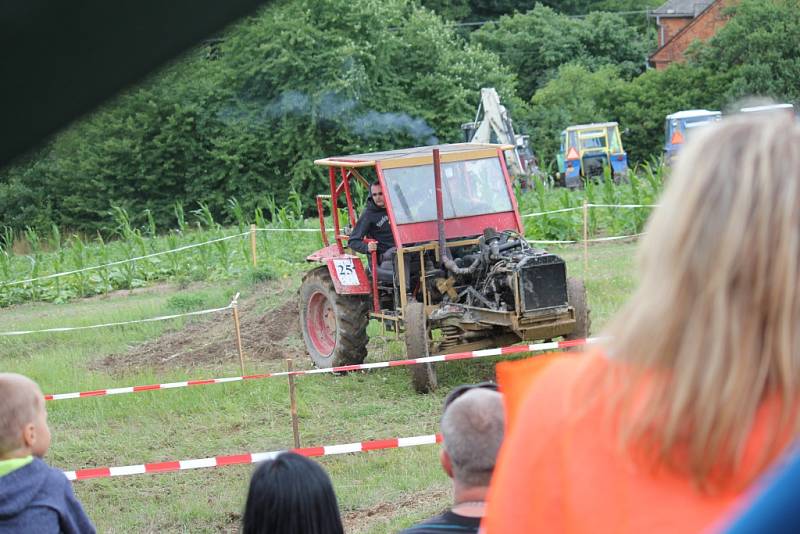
left=0, top=0, right=797, bottom=235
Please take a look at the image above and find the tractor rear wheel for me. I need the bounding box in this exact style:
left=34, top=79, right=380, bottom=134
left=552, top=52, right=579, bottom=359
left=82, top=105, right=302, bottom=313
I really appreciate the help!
left=405, top=301, right=438, bottom=393
left=565, top=277, right=591, bottom=341
left=299, top=266, right=369, bottom=369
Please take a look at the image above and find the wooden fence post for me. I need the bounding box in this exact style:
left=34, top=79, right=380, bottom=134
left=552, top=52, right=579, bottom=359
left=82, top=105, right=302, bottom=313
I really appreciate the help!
left=583, top=201, right=589, bottom=275
left=287, top=359, right=301, bottom=448
left=231, top=292, right=246, bottom=376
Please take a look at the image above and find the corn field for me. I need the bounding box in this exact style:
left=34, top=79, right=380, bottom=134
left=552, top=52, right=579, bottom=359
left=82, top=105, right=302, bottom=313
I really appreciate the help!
left=0, top=166, right=665, bottom=307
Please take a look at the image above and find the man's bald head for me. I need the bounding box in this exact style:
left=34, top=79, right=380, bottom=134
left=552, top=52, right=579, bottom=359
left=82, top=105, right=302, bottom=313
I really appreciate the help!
left=0, top=373, right=44, bottom=455
left=440, top=388, right=504, bottom=487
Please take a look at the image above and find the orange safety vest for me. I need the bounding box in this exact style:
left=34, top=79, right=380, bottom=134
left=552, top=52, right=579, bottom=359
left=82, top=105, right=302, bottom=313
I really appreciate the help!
left=483, top=353, right=790, bottom=534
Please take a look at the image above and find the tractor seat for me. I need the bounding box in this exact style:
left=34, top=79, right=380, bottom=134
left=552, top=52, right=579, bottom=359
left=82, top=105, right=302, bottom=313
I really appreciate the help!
left=375, top=263, right=395, bottom=283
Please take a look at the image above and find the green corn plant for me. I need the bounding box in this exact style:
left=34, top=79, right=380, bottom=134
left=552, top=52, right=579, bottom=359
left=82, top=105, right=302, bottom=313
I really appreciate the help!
left=144, top=209, right=157, bottom=240
left=174, top=202, right=187, bottom=234
left=227, top=197, right=248, bottom=233
left=166, top=231, right=181, bottom=275
left=213, top=236, right=232, bottom=274
left=95, top=233, right=111, bottom=294
left=192, top=202, right=220, bottom=231
left=69, top=234, right=88, bottom=297
left=26, top=254, right=40, bottom=301
left=23, top=227, right=44, bottom=300
left=0, top=226, right=14, bottom=253
left=0, top=250, right=11, bottom=281
left=254, top=207, right=267, bottom=228
left=110, top=206, right=135, bottom=241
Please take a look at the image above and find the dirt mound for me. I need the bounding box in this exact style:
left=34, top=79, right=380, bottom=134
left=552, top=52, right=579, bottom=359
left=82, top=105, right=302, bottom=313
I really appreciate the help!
left=94, top=280, right=306, bottom=374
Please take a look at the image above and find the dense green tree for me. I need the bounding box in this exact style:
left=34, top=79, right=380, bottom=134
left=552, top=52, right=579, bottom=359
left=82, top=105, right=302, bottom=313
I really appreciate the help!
left=0, top=0, right=517, bottom=233
left=612, top=64, right=720, bottom=163
left=422, top=0, right=662, bottom=21
left=472, top=4, right=651, bottom=100
left=693, top=0, right=800, bottom=104
left=524, top=63, right=625, bottom=167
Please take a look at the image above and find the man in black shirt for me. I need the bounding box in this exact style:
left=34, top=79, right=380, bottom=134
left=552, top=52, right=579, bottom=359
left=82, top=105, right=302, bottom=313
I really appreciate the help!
left=348, top=182, right=395, bottom=260
left=399, top=385, right=505, bottom=533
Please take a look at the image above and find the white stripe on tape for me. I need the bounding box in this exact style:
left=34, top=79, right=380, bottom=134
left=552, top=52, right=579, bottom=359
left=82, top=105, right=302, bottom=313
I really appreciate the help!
left=160, top=382, right=189, bottom=390
left=106, top=387, right=135, bottom=395
left=473, top=348, right=503, bottom=357
left=324, top=443, right=363, bottom=455
left=52, top=393, right=80, bottom=400
left=251, top=451, right=281, bottom=463
left=110, top=465, right=146, bottom=477
left=180, top=458, right=217, bottom=470
left=398, top=435, right=438, bottom=447
left=213, top=377, right=242, bottom=384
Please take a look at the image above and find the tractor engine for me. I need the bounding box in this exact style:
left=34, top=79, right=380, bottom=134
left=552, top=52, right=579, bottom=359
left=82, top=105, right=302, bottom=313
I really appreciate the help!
left=428, top=228, right=568, bottom=313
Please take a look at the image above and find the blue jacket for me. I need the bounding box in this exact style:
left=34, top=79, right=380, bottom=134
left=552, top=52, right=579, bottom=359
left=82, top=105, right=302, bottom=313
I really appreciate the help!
left=0, top=458, right=95, bottom=533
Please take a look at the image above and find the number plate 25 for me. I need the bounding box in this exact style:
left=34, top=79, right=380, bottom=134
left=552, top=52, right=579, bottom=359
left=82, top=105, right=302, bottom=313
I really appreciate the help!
left=325, top=257, right=370, bottom=294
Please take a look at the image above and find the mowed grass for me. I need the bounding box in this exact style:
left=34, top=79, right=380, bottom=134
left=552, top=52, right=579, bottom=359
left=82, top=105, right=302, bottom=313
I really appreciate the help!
left=0, top=240, right=638, bottom=533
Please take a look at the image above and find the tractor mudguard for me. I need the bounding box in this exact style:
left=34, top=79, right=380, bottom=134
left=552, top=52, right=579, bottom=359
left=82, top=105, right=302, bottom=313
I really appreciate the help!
left=306, top=244, right=371, bottom=295
left=326, top=256, right=371, bottom=294
left=610, top=153, right=628, bottom=174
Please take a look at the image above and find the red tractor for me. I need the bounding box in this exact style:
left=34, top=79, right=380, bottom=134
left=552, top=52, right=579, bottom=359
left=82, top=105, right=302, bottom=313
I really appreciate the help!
left=300, top=143, right=589, bottom=392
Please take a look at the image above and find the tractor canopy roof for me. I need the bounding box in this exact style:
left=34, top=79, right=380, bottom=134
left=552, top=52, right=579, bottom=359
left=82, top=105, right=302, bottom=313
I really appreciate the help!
left=561, top=122, right=619, bottom=134
left=666, top=109, right=721, bottom=120
left=314, top=143, right=513, bottom=170
left=314, top=142, right=523, bottom=246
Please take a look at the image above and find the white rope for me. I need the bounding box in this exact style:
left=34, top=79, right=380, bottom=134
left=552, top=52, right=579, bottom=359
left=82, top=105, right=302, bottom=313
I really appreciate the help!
left=587, top=233, right=646, bottom=242
left=522, top=207, right=584, bottom=218
left=0, top=232, right=249, bottom=287
left=255, top=228, right=334, bottom=233
left=522, top=203, right=659, bottom=219
left=586, top=203, right=660, bottom=209
left=529, top=232, right=646, bottom=245
left=0, top=303, right=233, bottom=337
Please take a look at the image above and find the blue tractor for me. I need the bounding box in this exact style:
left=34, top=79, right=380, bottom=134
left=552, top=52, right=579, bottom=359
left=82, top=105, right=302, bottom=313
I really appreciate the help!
left=664, top=110, right=721, bottom=165
left=557, top=122, right=627, bottom=188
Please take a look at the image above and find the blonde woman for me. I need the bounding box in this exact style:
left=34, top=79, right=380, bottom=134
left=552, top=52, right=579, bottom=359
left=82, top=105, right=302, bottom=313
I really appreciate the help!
left=483, top=114, right=800, bottom=534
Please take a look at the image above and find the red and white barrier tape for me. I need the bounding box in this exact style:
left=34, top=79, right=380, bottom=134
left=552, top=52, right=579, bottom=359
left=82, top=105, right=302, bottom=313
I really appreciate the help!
left=45, top=337, right=600, bottom=401
left=64, top=434, right=442, bottom=481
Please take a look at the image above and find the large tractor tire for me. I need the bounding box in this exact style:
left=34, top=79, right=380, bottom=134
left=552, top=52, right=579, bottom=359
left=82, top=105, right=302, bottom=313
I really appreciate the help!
left=565, top=277, right=591, bottom=341
left=299, top=266, right=369, bottom=369
left=405, top=301, right=438, bottom=394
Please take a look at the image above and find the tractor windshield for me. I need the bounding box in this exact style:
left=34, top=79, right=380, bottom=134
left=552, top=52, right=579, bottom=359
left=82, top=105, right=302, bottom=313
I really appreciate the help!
left=579, top=130, right=607, bottom=150
left=382, top=157, right=512, bottom=224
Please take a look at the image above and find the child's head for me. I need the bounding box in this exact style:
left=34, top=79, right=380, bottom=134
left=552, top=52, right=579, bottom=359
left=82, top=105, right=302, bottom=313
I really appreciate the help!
left=242, top=452, right=343, bottom=534
left=0, top=373, right=50, bottom=459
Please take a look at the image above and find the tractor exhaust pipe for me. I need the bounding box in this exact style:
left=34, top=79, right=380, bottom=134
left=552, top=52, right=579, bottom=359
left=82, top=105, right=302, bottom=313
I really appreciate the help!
left=434, top=148, right=449, bottom=268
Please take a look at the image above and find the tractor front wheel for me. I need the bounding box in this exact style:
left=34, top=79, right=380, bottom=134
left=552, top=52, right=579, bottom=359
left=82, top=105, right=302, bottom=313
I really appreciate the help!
left=299, top=267, right=369, bottom=369
left=405, top=301, right=437, bottom=393
left=565, top=277, right=591, bottom=342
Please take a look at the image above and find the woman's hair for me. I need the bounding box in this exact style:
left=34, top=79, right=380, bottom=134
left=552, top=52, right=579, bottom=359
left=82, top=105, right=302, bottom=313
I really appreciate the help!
left=604, top=113, right=800, bottom=488
left=242, top=452, right=344, bottom=534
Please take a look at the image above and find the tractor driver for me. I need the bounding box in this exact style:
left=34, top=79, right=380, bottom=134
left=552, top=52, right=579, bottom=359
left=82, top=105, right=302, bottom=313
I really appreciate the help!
left=348, top=181, right=396, bottom=262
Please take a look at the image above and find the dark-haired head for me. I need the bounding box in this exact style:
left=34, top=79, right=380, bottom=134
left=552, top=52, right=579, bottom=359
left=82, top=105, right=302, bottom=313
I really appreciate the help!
left=242, top=452, right=344, bottom=534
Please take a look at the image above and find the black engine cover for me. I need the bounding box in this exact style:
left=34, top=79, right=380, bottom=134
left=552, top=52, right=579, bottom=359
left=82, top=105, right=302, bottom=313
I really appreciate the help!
left=517, top=254, right=568, bottom=311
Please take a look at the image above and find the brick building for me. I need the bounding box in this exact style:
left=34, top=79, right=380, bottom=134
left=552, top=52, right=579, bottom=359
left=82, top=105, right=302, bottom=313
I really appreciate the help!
left=649, top=0, right=733, bottom=70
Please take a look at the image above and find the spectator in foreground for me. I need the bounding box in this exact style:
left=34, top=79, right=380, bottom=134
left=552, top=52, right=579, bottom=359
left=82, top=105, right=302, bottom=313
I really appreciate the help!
left=484, top=114, right=800, bottom=533
left=242, top=451, right=343, bottom=534
left=0, top=373, right=95, bottom=533
left=400, top=383, right=504, bottom=534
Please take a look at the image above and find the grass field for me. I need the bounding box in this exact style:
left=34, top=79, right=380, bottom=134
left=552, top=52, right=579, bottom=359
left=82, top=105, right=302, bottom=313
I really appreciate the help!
left=0, top=239, right=639, bottom=533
